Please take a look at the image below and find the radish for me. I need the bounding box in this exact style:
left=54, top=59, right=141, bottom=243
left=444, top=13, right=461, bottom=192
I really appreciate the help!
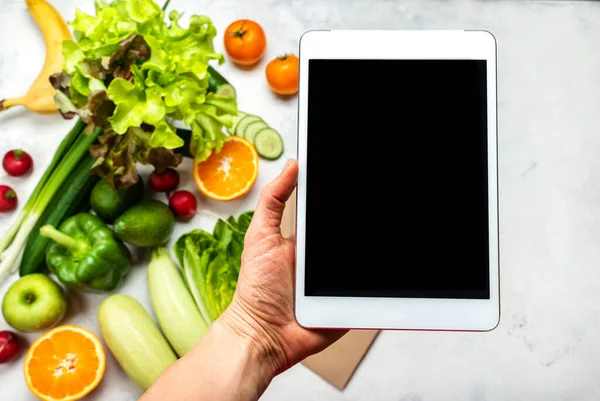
left=0, top=185, right=18, bottom=212
left=0, top=330, right=22, bottom=363
left=168, top=191, right=246, bottom=233
left=169, top=190, right=197, bottom=219
left=3, top=149, right=33, bottom=177
left=149, top=168, right=180, bottom=193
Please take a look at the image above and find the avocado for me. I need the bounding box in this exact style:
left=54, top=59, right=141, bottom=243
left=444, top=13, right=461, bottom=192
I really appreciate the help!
left=90, top=178, right=144, bottom=224
left=113, top=200, right=175, bottom=248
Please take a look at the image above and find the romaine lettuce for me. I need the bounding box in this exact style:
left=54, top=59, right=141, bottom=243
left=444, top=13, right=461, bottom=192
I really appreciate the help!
left=174, top=211, right=253, bottom=324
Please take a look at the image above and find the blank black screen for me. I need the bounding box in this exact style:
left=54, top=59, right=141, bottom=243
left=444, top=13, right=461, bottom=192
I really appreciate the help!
left=304, top=59, right=491, bottom=299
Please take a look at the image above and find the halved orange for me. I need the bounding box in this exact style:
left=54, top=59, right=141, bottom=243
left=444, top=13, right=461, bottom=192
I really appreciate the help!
left=193, top=135, right=259, bottom=201
left=24, top=325, right=106, bottom=401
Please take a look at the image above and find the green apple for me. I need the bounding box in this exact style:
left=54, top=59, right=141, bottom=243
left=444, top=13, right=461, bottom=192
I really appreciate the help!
left=2, top=274, right=67, bottom=333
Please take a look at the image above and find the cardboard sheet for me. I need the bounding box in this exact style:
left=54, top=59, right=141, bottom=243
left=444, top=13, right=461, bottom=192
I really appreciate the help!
left=281, top=189, right=380, bottom=390
left=301, top=330, right=380, bottom=390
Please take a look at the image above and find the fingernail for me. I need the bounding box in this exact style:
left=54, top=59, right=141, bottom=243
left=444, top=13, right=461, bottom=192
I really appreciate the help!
left=284, top=159, right=293, bottom=169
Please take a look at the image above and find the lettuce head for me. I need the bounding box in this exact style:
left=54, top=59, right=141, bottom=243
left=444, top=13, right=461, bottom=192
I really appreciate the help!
left=51, top=0, right=237, bottom=188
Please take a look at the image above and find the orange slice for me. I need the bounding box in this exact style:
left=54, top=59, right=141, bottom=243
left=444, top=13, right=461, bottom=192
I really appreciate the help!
left=193, top=135, right=259, bottom=201
left=24, top=325, right=106, bottom=401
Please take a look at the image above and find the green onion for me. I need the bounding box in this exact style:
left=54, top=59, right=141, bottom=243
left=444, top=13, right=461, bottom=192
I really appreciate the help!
left=0, top=123, right=100, bottom=282
left=0, top=119, right=86, bottom=254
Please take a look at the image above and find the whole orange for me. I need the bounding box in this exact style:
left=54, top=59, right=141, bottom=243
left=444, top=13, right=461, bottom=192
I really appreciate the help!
left=223, top=19, right=267, bottom=66
left=265, top=54, right=299, bottom=95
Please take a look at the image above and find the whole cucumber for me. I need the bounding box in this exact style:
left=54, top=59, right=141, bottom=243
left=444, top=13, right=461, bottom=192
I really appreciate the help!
left=174, top=128, right=193, bottom=158
left=207, top=65, right=231, bottom=94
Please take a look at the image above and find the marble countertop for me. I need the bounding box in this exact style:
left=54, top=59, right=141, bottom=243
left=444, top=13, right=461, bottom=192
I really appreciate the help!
left=1, top=0, right=600, bottom=399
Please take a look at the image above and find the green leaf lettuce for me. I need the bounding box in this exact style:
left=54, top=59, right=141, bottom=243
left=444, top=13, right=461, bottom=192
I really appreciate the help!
left=50, top=0, right=237, bottom=188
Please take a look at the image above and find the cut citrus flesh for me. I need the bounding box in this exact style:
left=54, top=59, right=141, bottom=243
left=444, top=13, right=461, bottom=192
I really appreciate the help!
left=193, top=135, right=259, bottom=201
left=24, top=325, right=106, bottom=401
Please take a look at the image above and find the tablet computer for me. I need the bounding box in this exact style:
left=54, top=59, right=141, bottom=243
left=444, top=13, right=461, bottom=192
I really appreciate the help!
left=294, top=29, right=499, bottom=332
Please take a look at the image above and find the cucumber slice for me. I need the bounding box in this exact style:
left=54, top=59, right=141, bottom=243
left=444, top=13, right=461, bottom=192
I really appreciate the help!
left=227, top=111, right=247, bottom=135
left=254, top=128, right=284, bottom=160
left=235, top=115, right=262, bottom=137
left=215, top=83, right=236, bottom=99
left=244, top=120, right=269, bottom=144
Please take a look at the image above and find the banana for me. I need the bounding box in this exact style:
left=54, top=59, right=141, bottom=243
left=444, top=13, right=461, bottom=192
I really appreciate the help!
left=0, top=0, right=71, bottom=114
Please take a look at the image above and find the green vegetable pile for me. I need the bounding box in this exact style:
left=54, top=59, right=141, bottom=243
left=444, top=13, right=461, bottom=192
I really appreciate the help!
left=174, top=211, right=253, bottom=324
left=50, top=0, right=238, bottom=188
left=0, top=121, right=101, bottom=283
left=97, top=211, right=254, bottom=391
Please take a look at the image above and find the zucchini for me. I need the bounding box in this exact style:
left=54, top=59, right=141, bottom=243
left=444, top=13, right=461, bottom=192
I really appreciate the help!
left=147, top=247, right=209, bottom=357
left=19, top=153, right=99, bottom=276
left=235, top=115, right=263, bottom=137
left=244, top=120, right=269, bottom=144
left=254, top=128, right=284, bottom=160
left=98, top=294, right=178, bottom=391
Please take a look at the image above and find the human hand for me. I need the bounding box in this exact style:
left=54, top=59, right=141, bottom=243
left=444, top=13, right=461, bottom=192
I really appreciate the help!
left=219, top=158, right=347, bottom=376
left=140, top=159, right=346, bottom=401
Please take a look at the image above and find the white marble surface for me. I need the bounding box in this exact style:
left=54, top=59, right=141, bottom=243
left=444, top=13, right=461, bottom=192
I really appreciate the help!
left=1, top=0, right=600, bottom=399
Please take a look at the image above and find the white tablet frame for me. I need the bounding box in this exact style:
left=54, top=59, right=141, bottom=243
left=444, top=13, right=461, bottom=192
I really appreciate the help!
left=294, top=29, right=500, bottom=331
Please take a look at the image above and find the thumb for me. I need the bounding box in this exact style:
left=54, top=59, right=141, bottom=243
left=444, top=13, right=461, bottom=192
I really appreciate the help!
left=252, top=158, right=298, bottom=231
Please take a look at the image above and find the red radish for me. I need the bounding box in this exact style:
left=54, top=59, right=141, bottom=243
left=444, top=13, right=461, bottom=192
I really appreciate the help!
left=0, top=330, right=22, bottom=363
left=3, top=149, right=33, bottom=176
left=148, top=168, right=180, bottom=192
left=167, top=190, right=245, bottom=231
left=0, top=185, right=17, bottom=212
left=169, top=190, right=197, bottom=219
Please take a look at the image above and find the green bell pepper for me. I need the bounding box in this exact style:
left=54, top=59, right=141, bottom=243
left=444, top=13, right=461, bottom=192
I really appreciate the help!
left=40, top=212, right=132, bottom=292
